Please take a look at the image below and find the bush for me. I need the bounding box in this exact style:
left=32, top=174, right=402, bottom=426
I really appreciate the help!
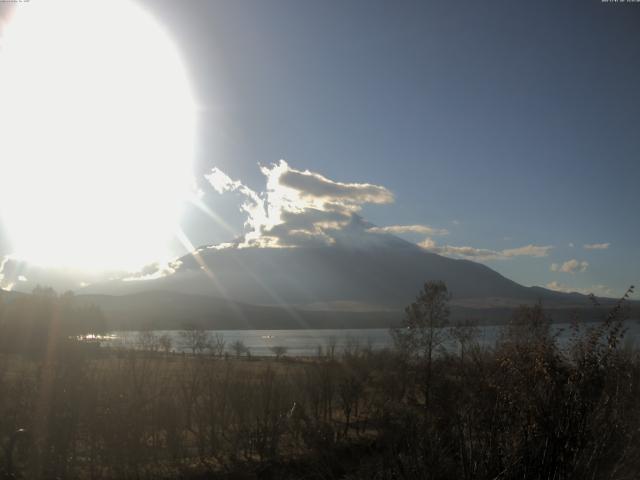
left=0, top=284, right=638, bottom=479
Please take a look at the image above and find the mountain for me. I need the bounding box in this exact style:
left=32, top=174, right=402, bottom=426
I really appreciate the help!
left=75, top=289, right=636, bottom=331
left=82, top=230, right=604, bottom=317
left=72, top=290, right=401, bottom=330
left=5, top=228, right=631, bottom=329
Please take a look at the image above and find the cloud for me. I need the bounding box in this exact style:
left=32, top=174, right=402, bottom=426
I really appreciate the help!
left=550, top=259, right=589, bottom=274
left=205, top=160, right=393, bottom=248
left=419, top=237, right=438, bottom=250
left=546, top=281, right=613, bottom=297
left=0, top=255, right=139, bottom=291
left=419, top=238, right=553, bottom=261
left=0, top=256, right=8, bottom=284
left=0, top=255, right=8, bottom=290
left=202, top=160, right=552, bottom=266
left=424, top=243, right=498, bottom=260
left=0, top=255, right=17, bottom=290
left=121, top=261, right=182, bottom=282
left=206, top=168, right=245, bottom=194
left=501, top=245, right=553, bottom=258
left=584, top=242, right=610, bottom=250
left=368, top=224, right=449, bottom=236
left=204, top=167, right=267, bottom=244
left=279, top=167, right=393, bottom=205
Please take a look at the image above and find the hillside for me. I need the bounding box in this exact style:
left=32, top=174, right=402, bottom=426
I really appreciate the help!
left=86, top=232, right=593, bottom=311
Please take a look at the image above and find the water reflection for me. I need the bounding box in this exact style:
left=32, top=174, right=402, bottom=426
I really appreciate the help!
left=91, top=321, right=640, bottom=357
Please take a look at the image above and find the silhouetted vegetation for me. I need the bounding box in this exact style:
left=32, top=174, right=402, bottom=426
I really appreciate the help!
left=0, top=287, right=106, bottom=356
left=0, top=283, right=638, bottom=479
left=270, top=345, right=288, bottom=360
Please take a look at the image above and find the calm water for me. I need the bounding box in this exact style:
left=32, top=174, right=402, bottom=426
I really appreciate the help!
left=102, top=321, right=640, bottom=357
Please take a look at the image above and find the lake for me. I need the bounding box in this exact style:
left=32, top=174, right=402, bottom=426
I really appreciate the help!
left=101, top=320, right=640, bottom=357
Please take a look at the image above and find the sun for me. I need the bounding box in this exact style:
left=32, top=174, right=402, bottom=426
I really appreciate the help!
left=0, top=0, right=196, bottom=271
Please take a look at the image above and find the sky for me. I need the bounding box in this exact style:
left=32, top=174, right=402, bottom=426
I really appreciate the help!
left=0, top=0, right=639, bottom=297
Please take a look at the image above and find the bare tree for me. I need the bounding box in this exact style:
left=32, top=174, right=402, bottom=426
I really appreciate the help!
left=450, top=319, right=479, bottom=363
left=180, top=329, right=211, bottom=355
left=392, top=281, right=450, bottom=407
left=136, top=331, right=159, bottom=352
left=158, top=334, right=173, bottom=354
left=325, top=336, right=337, bottom=360
left=211, top=333, right=226, bottom=357
left=270, top=346, right=288, bottom=360
left=230, top=339, right=248, bottom=358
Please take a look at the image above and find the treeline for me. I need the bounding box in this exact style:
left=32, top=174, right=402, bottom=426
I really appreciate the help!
left=0, top=286, right=106, bottom=355
left=0, top=283, right=638, bottom=479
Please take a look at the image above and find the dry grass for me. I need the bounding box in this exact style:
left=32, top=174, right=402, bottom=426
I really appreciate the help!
left=0, top=287, right=639, bottom=479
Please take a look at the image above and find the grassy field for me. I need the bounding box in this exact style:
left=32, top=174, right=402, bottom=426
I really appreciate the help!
left=1, top=287, right=640, bottom=479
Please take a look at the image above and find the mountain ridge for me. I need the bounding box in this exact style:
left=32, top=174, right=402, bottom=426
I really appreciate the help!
left=76, top=229, right=617, bottom=321
left=2, top=228, right=631, bottom=329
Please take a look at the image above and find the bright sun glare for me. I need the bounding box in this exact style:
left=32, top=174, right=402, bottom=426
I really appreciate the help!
left=0, top=0, right=196, bottom=271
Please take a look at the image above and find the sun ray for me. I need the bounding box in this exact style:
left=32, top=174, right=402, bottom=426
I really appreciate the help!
left=175, top=228, right=251, bottom=328
left=187, top=195, right=239, bottom=240
left=227, top=254, right=313, bottom=330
